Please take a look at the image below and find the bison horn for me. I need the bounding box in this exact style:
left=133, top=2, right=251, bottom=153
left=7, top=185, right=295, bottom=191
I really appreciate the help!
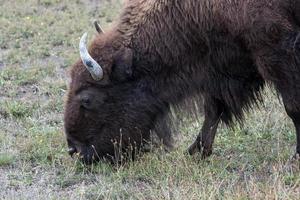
left=79, top=33, right=103, bottom=81
left=94, top=21, right=104, bottom=34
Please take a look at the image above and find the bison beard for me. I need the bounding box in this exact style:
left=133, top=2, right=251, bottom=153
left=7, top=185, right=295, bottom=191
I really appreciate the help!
left=64, top=0, right=300, bottom=164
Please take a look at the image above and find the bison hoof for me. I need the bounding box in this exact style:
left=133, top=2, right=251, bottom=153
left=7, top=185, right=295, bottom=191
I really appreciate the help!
left=292, top=152, right=300, bottom=160
left=187, top=140, right=212, bottom=159
left=187, top=140, right=199, bottom=155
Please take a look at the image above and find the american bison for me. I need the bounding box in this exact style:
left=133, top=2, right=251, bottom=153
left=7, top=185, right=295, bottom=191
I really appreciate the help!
left=64, top=0, right=300, bottom=164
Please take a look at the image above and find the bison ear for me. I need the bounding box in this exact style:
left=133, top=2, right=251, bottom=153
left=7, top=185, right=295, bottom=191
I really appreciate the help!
left=111, top=48, right=133, bottom=81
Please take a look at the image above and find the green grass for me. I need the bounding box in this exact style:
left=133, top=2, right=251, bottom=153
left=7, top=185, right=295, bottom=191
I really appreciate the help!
left=0, top=153, right=15, bottom=166
left=0, top=0, right=299, bottom=199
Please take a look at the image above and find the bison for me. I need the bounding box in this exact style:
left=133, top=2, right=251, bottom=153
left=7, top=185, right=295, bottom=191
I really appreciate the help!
left=64, top=0, right=300, bottom=164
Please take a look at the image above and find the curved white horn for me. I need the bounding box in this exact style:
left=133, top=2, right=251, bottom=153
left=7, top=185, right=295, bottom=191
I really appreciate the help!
left=79, top=33, right=103, bottom=81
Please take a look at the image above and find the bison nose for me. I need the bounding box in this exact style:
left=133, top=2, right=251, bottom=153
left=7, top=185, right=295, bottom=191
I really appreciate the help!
left=68, top=147, right=77, bottom=156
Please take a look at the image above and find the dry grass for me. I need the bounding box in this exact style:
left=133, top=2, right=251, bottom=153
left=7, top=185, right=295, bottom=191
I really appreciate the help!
left=0, top=0, right=299, bottom=199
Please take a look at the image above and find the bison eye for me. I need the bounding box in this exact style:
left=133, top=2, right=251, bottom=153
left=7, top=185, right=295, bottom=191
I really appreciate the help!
left=77, top=89, right=105, bottom=110
left=80, top=95, right=91, bottom=109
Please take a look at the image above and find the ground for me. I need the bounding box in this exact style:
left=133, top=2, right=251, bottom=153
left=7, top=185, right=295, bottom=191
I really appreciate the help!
left=0, top=0, right=299, bottom=199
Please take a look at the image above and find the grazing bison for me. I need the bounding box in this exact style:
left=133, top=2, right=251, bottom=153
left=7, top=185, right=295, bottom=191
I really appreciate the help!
left=64, top=0, right=300, bottom=164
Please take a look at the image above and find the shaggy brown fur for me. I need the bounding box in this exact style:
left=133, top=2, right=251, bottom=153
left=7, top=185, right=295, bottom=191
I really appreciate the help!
left=64, top=0, right=300, bottom=164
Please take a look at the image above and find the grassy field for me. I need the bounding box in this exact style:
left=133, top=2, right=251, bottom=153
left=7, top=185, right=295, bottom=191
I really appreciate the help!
left=0, top=0, right=299, bottom=199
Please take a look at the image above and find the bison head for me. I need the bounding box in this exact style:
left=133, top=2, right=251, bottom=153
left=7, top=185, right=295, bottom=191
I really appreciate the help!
left=64, top=23, right=169, bottom=164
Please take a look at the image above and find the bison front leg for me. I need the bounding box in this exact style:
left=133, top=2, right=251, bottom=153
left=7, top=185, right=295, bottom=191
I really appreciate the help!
left=188, top=96, right=224, bottom=158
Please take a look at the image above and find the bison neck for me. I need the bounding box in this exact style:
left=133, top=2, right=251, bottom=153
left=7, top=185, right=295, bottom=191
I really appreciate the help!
left=117, top=0, right=266, bottom=124
left=119, top=1, right=210, bottom=105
